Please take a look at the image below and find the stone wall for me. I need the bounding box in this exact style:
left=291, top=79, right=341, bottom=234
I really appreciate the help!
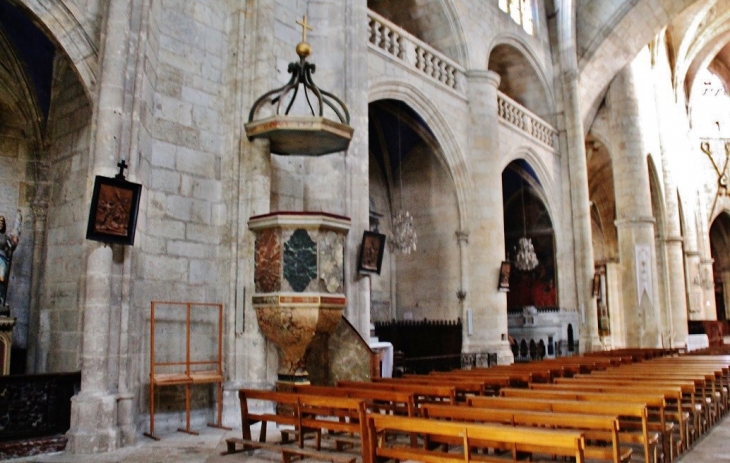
left=40, top=59, right=92, bottom=373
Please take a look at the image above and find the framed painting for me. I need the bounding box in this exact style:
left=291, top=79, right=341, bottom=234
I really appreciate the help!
left=357, top=231, right=386, bottom=274
left=498, top=261, right=511, bottom=292
left=86, top=175, right=142, bottom=245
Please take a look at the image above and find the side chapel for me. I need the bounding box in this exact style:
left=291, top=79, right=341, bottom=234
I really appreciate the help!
left=0, top=0, right=730, bottom=453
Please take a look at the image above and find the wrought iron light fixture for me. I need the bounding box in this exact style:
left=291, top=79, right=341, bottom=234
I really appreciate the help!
left=389, top=102, right=417, bottom=255
left=514, top=176, right=538, bottom=271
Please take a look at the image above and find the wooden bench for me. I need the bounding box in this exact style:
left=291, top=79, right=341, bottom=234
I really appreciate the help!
left=590, top=368, right=719, bottom=431
left=376, top=375, right=491, bottom=398
left=293, top=384, right=417, bottom=417
left=529, top=381, right=683, bottom=458
left=366, top=413, right=587, bottom=463
left=501, top=387, right=669, bottom=462
left=336, top=379, right=457, bottom=405
left=470, top=395, right=656, bottom=463
left=233, top=389, right=369, bottom=462
left=420, top=403, right=630, bottom=463
left=555, top=376, right=695, bottom=450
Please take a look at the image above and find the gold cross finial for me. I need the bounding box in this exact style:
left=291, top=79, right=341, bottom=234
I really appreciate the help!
left=296, top=15, right=313, bottom=43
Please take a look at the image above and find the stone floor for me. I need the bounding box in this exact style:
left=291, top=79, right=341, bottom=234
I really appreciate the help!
left=4, top=412, right=730, bottom=463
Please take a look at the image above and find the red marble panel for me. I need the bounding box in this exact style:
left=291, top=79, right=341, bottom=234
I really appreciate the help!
left=254, top=228, right=281, bottom=293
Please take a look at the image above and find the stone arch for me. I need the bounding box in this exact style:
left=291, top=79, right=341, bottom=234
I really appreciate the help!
left=366, top=0, right=468, bottom=65
left=710, top=211, right=730, bottom=321
left=577, top=0, right=700, bottom=127
left=502, top=157, right=559, bottom=310
left=500, top=146, right=558, bottom=221
left=587, top=135, right=618, bottom=263
left=369, top=79, right=472, bottom=229
left=487, top=34, right=555, bottom=123
left=0, top=30, right=43, bottom=145
left=12, top=0, right=97, bottom=99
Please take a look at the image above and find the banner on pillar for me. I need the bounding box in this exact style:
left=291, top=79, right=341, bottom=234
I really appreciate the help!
left=635, top=244, right=653, bottom=307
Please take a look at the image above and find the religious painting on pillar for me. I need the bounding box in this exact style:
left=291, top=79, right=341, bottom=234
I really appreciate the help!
left=85, top=166, right=142, bottom=245
left=358, top=231, right=386, bottom=274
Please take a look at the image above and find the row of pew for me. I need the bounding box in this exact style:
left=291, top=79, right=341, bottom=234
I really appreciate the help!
left=224, top=347, right=728, bottom=463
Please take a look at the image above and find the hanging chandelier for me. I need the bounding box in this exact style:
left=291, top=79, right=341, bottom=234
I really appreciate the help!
left=389, top=102, right=417, bottom=255
left=390, top=209, right=417, bottom=254
left=513, top=176, right=538, bottom=271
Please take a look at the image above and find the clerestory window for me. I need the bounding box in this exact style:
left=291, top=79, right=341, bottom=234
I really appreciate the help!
left=499, top=0, right=535, bottom=35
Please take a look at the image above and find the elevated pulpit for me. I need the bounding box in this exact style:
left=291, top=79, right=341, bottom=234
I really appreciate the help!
left=245, top=17, right=355, bottom=387
left=249, top=213, right=350, bottom=385
left=0, top=314, right=16, bottom=375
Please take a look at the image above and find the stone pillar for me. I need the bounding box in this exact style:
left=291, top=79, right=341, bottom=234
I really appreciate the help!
left=463, top=70, right=511, bottom=363
left=561, top=70, right=600, bottom=351
left=609, top=65, right=662, bottom=348
left=67, top=0, right=133, bottom=453
left=25, top=201, right=47, bottom=373
left=605, top=262, right=624, bottom=347
left=701, top=258, right=717, bottom=320
left=665, top=237, right=688, bottom=347
left=652, top=51, right=690, bottom=349
left=303, top=0, right=369, bottom=339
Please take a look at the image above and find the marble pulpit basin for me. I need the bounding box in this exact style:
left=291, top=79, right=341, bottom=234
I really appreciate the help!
left=248, top=212, right=351, bottom=383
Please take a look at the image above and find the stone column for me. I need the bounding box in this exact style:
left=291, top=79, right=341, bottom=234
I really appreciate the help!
left=653, top=53, right=690, bottom=349
left=605, top=262, right=624, bottom=347
left=221, top=0, right=275, bottom=425
left=561, top=70, right=600, bottom=351
left=67, top=0, right=133, bottom=453
left=609, top=65, right=662, bottom=348
left=25, top=201, right=47, bottom=373
left=665, top=236, right=688, bottom=347
left=463, top=70, right=511, bottom=363
left=701, top=257, right=717, bottom=320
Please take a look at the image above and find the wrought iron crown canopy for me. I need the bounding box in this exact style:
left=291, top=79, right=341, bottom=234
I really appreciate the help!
left=244, top=16, right=354, bottom=156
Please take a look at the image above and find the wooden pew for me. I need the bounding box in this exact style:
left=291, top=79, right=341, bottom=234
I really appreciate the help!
left=470, top=395, right=656, bottom=463
left=555, top=376, right=694, bottom=449
left=589, top=368, right=718, bottom=430
left=377, top=374, right=497, bottom=397
left=420, top=403, right=631, bottom=463
left=293, top=384, right=417, bottom=417
left=528, top=382, right=682, bottom=459
left=500, top=387, right=669, bottom=461
left=230, top=389, right=367, bottom=463
left=366, top=413, right=587, bottom=463
left=336, top=379, right=457, bottom=405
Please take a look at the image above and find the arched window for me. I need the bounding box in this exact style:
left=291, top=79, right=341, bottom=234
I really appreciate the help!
left=498, top=0, right=535, bottom=35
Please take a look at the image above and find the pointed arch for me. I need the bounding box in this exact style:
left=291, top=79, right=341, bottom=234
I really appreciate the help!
left=12, top=0, right=97, bottom=99
left=369, top=79, right=472, bottom=230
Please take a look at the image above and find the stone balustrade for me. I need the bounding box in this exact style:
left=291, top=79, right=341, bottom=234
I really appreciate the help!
left=367, top=10, right=464, bottom=94
left=367, top=10, right=557, bottom=150
left=498, top=91, right=558, bottom=149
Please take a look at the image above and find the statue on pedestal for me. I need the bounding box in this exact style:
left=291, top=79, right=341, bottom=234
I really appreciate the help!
left=0, top=210, right=22, bottom=312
